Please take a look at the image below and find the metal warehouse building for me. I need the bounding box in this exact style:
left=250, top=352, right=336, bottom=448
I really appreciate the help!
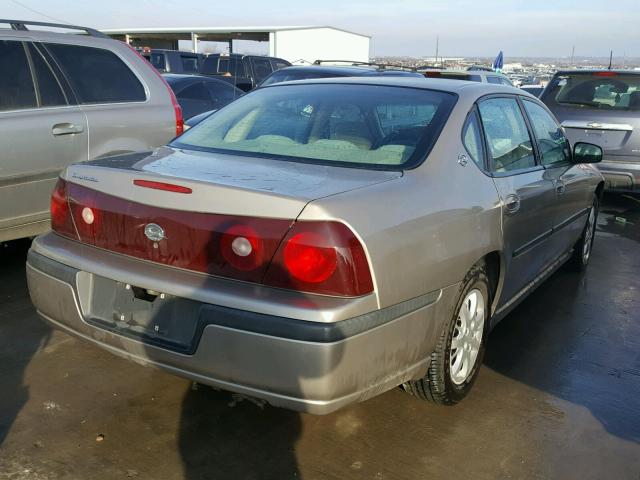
left=103, top=26, right=371, bottom=63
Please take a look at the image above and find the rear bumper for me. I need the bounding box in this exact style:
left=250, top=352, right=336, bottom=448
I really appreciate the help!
left=597, top=159, right=640, bottom=192
left=26, top=233, right=454, bottom=414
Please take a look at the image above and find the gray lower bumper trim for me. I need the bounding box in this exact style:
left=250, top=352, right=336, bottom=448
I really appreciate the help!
left=27, top=250, right=441, bottom=343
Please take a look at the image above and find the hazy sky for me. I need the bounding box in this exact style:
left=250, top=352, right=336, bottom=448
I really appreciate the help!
left=4, top=0, right=640, bottom=58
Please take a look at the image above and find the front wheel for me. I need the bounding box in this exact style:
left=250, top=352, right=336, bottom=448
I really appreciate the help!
left=569, top=195, right=599, bottom=271
left=404, top=264, right=490, bottom=405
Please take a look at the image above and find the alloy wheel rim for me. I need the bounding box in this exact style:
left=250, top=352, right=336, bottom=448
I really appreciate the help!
left=582, top=207, right=596, bottom=263
left=450, top=288, right=485, bottom=385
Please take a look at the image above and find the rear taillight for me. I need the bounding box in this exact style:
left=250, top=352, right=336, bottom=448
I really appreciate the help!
left=122, top=42, right=183, bottom=137
left=55, top=181, right=373, bottom=297
left=50, top=179, right=75, bottom=238
left=264, top=222, right=373, bottom=296
left=169, top=89, right=184, bottom=136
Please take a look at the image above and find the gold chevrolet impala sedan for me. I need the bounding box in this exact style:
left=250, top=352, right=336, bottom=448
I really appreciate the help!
left=27, top=77, right=604, bottom=414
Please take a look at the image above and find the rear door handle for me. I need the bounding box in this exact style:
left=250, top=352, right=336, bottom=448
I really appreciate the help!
left=52, top=123, right=84, bottom=136
left=556, top=181, right=567, bottom=195
left=505, top=194, right=521, bottom=214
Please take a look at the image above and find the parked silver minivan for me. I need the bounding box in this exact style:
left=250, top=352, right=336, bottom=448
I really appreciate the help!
left=0, top=20, right=181, bottom=242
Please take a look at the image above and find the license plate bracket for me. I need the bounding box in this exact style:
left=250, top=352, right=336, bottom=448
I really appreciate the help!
left=85, top=275, right=203, bottom=354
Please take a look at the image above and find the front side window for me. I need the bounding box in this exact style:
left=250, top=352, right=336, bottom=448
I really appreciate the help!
left=46, top=44, right=146, bottom=104
left=478, top=97, right=536, bottom=173
left=523, top=100, right=571, bottom=165
left=0, top=40, right=36, bottom=111
left=462, top=111, right=484, bottom=167
left=173, top=84, right=457, bottom=169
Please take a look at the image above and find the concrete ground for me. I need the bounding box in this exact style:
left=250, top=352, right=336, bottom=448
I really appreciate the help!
left=1, top=194, right=639, bottom=480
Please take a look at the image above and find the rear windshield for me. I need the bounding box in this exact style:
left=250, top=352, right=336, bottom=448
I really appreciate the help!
left=260, top=70, right=344, bottom=86
left=172, top=83, right=457, bottom=169
left=542, top=72, right=640, bottom=110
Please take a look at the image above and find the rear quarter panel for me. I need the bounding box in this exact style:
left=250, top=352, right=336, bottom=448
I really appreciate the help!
left=299, top=101, right=504, bottom=309
left=79, top=40, right=176, bottom=158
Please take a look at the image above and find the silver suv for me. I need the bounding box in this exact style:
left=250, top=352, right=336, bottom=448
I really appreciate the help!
left=0, top=19, right=182, bottom=242
left=541, top=70, right=640, bottom=192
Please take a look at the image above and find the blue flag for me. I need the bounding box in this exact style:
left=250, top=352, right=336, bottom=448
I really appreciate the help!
left=493, top=51, right=504, bottom=72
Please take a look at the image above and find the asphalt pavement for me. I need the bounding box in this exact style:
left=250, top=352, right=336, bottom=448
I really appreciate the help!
left=1, top=194, right=639, bottom=480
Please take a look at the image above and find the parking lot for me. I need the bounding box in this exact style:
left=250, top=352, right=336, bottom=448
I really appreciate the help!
left=0, top=193, right=637, bottom=480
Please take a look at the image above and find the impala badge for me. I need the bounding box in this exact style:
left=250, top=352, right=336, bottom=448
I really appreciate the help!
left=144, top=223, right=165, bottom=242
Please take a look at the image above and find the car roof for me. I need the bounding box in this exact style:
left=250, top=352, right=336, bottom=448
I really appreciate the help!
left=274, top=65, right=416, bottom=76
left=162, top=73, right=238, bottom=87
left=265, top=75, right=525, bottom=97
left=0, top=26, right=116, bottom=46
left=553, top=69, right=640, bottom=76
left=428, top=70, right=506, bottom=77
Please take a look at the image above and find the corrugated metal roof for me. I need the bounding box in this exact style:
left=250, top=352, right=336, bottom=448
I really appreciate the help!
left=102, top=25, right=370, bottom=38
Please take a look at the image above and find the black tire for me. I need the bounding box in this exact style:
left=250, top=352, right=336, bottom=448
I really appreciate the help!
left=404, top=264, right=491, bottom=405
left=568, top=195, right=599, bottom=271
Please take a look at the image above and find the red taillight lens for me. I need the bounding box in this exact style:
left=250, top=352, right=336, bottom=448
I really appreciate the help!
left=283, top=231, right=337, bottom=283
left=264, top=222, right=373, bottom=296
left=172, top=94, right=184, bottom=136
left=50, top=179, right=76, bottom=238
left=122, top=42, right=183, bottom=137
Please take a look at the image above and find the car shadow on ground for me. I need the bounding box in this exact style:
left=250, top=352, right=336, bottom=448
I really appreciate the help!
left=177, top=385, right=302, bottom=480
left=0, top=239, right=52, bottom=446
left=484, top=193, right=640, bottom=444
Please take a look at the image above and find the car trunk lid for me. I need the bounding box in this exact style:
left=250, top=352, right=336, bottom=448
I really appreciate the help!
left=58, top=147, right=400, bottom=282
left=555, top=108, right=640, bottom=160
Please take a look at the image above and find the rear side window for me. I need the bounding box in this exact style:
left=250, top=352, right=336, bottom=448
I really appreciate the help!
left=478, top=97, right=536, bottom=173
left=523, top=100, right=571, bottom=166
left=28, top=43, right=67, bottom=107
left=148, top=53, right=166, bottom=71
left=180, top=55, right=199, bottom=73
left=542, top=72, right=640, bottom=110
left=179, top=82, right=210, bottom=102
left=230, top=57, right=246, bottom=77
left=205, top=82, right=240, bottom=108
left=251, top=58, right=273, bottom=83
left=0, top=40, right=37, bottom=111
left=462, top=111, right=484, bottom=167
left=46, top=44, right=146, bottom=104
left=486, top=76, right=502, bottom=85
left=271, top=59, right=290, bottom=70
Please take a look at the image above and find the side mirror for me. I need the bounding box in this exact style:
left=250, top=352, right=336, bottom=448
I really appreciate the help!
left=573, top=142, right=603, bottom=164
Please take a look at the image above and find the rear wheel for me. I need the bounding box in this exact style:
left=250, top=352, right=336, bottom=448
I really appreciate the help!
left=569, top=195, right=599, bottom=271
left=404, top=264, right=490, bottom=405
